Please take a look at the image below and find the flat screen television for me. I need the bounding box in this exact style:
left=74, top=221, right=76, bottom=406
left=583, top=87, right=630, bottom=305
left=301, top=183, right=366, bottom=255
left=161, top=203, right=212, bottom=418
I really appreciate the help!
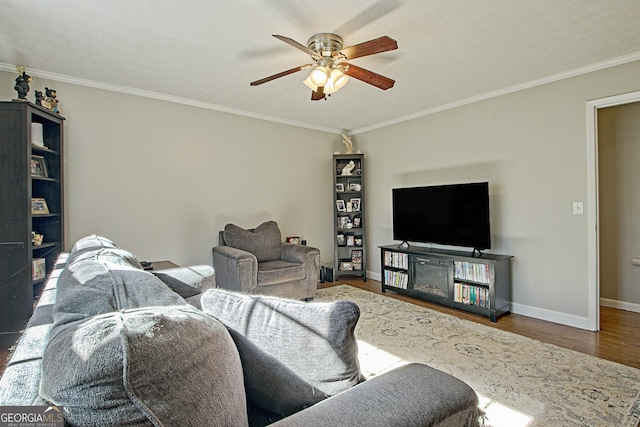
left=392, top=182, right=491, bottom=250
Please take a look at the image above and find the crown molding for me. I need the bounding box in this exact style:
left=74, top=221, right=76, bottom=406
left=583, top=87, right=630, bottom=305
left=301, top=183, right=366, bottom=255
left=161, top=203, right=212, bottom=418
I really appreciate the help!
left=0, top=63, right=341, bottom=135
left=351, top=51, right=640, bottom=135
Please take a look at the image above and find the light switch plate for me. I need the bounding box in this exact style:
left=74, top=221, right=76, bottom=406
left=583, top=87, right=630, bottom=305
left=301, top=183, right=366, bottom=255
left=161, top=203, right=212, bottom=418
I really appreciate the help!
left=572, top=201, right=584, bottom=215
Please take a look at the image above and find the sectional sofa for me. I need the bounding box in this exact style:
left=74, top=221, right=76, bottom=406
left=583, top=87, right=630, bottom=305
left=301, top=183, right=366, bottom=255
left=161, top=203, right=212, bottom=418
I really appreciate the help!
left=0, top=235, right=482, bottom=426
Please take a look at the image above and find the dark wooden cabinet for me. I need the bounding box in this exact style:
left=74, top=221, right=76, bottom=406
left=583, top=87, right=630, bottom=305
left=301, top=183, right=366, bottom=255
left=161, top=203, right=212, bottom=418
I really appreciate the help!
left=0, top=101, right=64, bottom=333
left=333, top=154, right=366, bottom=281
left=380, top=244, right=512, bottom=322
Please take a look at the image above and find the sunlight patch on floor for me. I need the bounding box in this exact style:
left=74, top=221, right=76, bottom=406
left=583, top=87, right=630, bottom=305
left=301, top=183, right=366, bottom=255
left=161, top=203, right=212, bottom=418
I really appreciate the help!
left=478, top=395, right=533, bottom=427
left=357, top=340, right=533, bottom=427
left=356, top=340, right=408, bottom=377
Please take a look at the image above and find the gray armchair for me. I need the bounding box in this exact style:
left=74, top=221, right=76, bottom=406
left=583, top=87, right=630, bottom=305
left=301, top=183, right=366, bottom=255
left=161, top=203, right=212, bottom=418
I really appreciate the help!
left=212, top=221, right=320, bottom=300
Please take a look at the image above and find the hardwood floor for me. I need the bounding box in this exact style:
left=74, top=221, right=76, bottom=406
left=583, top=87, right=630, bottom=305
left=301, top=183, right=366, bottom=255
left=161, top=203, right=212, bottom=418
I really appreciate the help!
left=2, top=278, right=639, bottom=374
left=322, top=277, right=640, bottom=370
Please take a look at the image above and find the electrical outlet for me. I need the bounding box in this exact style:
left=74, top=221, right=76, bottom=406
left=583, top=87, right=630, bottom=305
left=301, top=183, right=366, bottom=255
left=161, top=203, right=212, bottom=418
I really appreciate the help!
left=633, top=258, right=640, bottom=266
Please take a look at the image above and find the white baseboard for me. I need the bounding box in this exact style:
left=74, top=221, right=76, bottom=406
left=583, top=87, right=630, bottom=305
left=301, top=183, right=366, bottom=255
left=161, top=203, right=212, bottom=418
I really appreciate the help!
left=600, top=298, right=640, bottom=313
left=367, top=270, right=381, bottom=282
left=510, top=303, right=590, bottom=330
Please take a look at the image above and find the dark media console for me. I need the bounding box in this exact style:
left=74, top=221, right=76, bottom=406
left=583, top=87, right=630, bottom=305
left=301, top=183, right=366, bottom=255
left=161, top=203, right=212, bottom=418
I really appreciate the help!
left=380, top=244, right=512, bottom=322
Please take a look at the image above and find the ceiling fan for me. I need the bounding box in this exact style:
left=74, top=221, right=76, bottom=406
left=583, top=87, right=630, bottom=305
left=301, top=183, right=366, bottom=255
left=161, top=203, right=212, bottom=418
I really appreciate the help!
left=250, top=33, right=398, bottom=100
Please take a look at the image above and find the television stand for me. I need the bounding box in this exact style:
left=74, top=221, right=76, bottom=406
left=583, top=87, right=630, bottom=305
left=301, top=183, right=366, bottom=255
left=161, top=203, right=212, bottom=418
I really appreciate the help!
left=380, top=244, right=513, bottom=322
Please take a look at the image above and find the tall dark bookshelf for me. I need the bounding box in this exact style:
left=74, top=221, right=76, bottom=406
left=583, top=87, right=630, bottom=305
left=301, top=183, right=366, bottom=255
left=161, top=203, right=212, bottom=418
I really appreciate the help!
left=0, top=101, right=65, bottom=333
left=332, top=154, right=366, bottom=281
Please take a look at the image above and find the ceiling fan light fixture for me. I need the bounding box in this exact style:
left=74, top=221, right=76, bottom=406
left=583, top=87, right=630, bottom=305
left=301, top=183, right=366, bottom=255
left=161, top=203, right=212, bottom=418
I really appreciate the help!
left=324, top=69, right=349, bottom=94
left=302, top=75, right=318, bottom=91
left=309, top=66, right=329, bottom=87
left=254, top=33, right=397, bottom=100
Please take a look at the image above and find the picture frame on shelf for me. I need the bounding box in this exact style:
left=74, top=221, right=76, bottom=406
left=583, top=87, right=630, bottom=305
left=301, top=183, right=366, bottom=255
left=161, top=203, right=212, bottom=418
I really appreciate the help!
left=354, top=237, right=363, bottom=247
left=339, top=261, right=353, bottom=271
left=351, top=249, right=363, bottom=264
left=337, top=234, right=345, bottom=246
left=286, top=236, right=300, bottom=244
left=336, top=183, right=344, bottom=192
left=353, top=216, right=361, bottom=228
left=337, top=216, right=351, bottom=229
left=350, top=198, right=361, bottom=211
left=346, top=235, right=355, bottom=246
left=336, top=199, right=346, bottom=212
left=31, top=198, right=49, bottom=215
left=32, top=258, right=45, bottom=281
left=30, top=155, right=48, bottom=178
left=348, top=182, right=361, bottom=192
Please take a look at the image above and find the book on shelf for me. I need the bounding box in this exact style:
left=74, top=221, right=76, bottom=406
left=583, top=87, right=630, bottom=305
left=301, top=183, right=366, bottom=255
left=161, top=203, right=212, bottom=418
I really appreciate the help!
left=383, top=251, right=409, bottom=269
left=32, top=258, right=45, bottom=280
left=454, top=282, right=490, bottom=308
left=384, top=270, right=408, bottom=289
left=454, top=261, right=490, bottom=284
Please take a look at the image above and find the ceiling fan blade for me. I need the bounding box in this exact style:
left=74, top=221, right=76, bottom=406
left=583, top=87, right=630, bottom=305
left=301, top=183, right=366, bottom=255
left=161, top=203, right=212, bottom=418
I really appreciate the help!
left=272, top=35, right=319, bottom=58
left=335, top=36, right=398, bottom=60
left=250, top=64, right=313, bottom=86
left=311, top=86, right=325, bottom=101
left=343, top=63, right=395, bottom=90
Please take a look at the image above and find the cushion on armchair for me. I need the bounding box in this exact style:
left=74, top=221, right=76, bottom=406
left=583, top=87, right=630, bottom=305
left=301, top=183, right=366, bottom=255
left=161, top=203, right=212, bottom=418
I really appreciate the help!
left=224, top=221, right=282, bottom=262
left=201, top=289, right=363, bottom=420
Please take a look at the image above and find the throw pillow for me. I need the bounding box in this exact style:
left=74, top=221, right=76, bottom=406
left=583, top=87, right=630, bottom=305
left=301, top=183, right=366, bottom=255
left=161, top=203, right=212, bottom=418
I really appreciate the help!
left=201, top=289, right=363, bottom=415
left=41, top=305, right=249, bottom=426
left=54, top=250, right=186, bottom=327
left=68, top=234, right=120, bottom=263
left=224, top=221, right=281, bottom=262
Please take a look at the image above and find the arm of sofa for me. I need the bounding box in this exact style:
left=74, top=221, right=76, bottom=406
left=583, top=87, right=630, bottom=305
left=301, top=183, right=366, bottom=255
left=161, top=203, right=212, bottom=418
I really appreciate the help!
left=270, top=363, right=482, bottom=427
left=212, top=246, right=258, bottom=293
left=151, top=265, right=215, bottom=299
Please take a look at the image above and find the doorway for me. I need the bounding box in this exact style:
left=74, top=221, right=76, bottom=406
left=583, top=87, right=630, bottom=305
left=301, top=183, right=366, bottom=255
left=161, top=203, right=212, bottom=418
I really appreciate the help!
left=586, top=90, right=640, bottom=331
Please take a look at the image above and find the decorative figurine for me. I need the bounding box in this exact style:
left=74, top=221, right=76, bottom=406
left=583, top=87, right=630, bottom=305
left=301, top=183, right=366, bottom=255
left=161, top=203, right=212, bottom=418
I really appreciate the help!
left=45, top=87, right=59, bottom=113
left=35, top=90, right=46, bottom=107
left=341, top=160, right=356, bottom=176
left=14, top=66, right=31, bottom=100
left=341, top=134, right=353, bottom=154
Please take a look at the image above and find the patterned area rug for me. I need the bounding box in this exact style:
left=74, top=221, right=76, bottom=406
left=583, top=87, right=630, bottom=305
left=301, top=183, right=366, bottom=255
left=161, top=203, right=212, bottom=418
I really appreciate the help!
left=316, top=285, right=640, bottom=427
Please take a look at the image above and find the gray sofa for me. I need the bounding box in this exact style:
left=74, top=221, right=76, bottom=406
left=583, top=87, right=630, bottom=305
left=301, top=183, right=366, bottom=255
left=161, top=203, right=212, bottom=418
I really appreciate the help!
left=0, top=235, right=483, bottom=426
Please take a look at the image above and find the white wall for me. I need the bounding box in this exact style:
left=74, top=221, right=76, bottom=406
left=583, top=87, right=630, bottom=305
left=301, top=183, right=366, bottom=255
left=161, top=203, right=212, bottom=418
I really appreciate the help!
left=0, top=71, right=338, bottom=267
left=358, top=60, right=640, bottom=326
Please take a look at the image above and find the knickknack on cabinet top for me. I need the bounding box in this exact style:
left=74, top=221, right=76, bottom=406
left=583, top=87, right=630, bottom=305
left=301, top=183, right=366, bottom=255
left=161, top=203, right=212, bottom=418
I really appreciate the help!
left=0, top=101, right=65, bottom=333
left=332, top=153, right=366, bottom=281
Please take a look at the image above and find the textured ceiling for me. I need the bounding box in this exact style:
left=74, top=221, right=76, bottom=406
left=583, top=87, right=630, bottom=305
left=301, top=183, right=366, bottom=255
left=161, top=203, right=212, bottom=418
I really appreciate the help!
left=1, top=0, right=639, bottom=133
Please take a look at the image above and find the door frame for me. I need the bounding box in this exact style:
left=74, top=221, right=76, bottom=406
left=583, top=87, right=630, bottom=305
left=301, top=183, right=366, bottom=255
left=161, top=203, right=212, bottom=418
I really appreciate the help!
left=585, top=90, right=640, bottom=331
